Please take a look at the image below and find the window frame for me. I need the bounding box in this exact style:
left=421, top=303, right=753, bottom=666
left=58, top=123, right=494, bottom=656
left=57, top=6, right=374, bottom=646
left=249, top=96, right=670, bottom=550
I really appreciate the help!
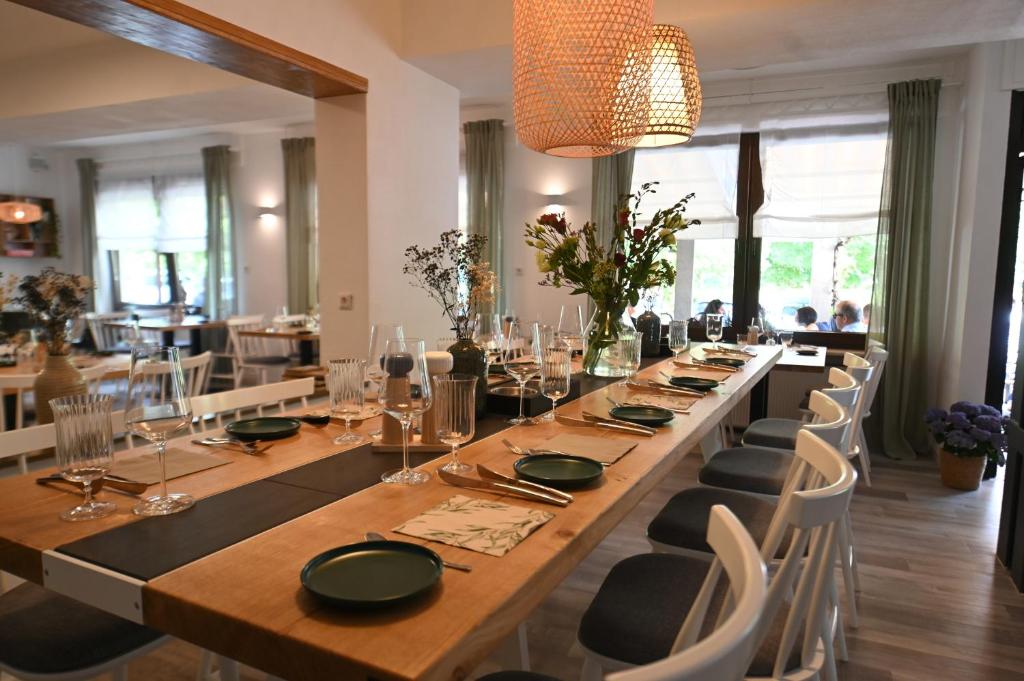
left=108, top=250, right=188, bottom=311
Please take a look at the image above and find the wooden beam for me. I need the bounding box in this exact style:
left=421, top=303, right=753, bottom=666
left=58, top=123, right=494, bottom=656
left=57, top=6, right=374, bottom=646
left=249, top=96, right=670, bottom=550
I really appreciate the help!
left=8, top=0, right=368, bottom=98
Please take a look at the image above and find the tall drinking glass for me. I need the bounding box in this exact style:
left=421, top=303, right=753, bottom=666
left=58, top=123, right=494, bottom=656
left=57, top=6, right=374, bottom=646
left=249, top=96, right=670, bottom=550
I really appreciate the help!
left=379, top=338, right=433, bottom=485
left=433, top=374, right=477, bottom=474
left=51, top=395, right=116, bottom=522
left=125, top=345, right=194, bottom=516
left=557, top=304, right=585, bottom=353
left=668, top=320, right=688, bottom=358
left=329, top=358, right=366, bottom=445
left=706, top=314, right=724, bottom=351
left=504, top=322, right=541, bottom=425
left=540, top=342, right=572, bottom=422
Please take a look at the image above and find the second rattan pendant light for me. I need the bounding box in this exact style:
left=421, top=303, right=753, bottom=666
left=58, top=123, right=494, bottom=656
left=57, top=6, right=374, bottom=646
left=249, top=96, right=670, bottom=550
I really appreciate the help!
left=636, top=24, right=702, bottom=147
left=512, top=0, right=655, bottom=158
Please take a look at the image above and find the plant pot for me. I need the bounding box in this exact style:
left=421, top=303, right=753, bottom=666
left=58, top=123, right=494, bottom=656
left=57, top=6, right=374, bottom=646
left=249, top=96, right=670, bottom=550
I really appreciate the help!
left=583, top=308, right=639, bottom=377
left=34, top=354, right=87, bottom=425
left=446, top=337, right=487, bottom=416
left=938, top=448, right=986, bottom=491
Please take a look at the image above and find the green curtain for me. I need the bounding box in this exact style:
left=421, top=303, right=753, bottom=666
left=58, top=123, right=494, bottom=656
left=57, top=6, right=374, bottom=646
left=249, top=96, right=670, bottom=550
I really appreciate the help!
left=589, top=150, right=635, bottom=317
left=76, top=158, right=98, bottom=311
left=869, top=79, right=940, bottom=460
left=202, top=145, right=237, bottom=319
left=282, top=137, right=318, bottom=314
left=463, top=119, right=505, bottom=316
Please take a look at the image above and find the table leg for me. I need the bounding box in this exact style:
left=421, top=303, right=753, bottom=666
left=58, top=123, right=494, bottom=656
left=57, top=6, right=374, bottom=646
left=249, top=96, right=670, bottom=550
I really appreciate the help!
left=299, top=339, right=315, bottom=366
left=3, top=393, right=15, bottom=431
left=190, top=328, right=202, bottom=356
left=749, top=371, right=770, bottom=422
left=162, top=330, right=175, bottom=349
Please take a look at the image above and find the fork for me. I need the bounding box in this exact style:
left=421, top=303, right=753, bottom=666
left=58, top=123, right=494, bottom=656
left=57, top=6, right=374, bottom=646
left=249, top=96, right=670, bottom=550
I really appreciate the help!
left=365, top=532, right=473, bottom=572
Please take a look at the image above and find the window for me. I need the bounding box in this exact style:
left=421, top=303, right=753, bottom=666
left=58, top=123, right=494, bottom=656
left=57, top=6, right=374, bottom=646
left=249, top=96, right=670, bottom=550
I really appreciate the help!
left=97, top=174, right=207, bottom=309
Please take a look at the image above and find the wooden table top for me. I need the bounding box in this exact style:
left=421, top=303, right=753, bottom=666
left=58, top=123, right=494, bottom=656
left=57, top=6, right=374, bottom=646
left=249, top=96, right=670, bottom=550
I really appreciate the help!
left=0, top=354, right=130, bottom=380
left=0, top=345, right=780, bottom=681
left=239, top=328, right=320, bottom=341
left=106, top=316, right=226, bottom=331
left=776, top=345, right=828, bottom=371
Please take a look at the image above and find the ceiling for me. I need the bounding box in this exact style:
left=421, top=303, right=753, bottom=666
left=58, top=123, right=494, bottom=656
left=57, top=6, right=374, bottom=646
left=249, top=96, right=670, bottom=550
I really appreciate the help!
left=0, top=2, right=110, bottom=63
left=402, top=0, right=1024, bottom=103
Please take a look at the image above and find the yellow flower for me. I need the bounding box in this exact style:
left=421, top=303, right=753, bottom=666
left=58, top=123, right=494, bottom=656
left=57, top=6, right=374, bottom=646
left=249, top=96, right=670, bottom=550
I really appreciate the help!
left=659, top=228, right=677, bottom=246
left=535, top=250, right=553, bottom=273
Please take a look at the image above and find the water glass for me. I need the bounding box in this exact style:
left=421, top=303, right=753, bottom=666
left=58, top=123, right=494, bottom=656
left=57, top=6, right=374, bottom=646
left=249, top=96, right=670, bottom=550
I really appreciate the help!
left=540, top=343, right=572, bottom=422
left=706, top=314, right=724, bottom=350
left=51, top=395, right=116, bottom=522
left=780, top=331, right=794, bottom=348
left=379, top=338, right=433, bottom=485
left=367, top=323, right=404, bottom=437
left=668, top=320, right=688, bottom=358
left=329, top=358, right=366, bottom=445
left=432, top=374, right=477, bottom=474
left=125, top=344, right=194, bottom=516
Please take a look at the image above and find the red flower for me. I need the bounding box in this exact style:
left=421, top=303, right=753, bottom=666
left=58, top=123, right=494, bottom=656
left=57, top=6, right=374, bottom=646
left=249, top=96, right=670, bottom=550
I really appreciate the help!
left=555, top=217, right=568, bottom=235
left=632, top=228, right=645, bottom=241
left=538, top=213, right=560, bottom=227
left=614, top=252, right=626, bottom=268
left=617, top=209, right=630, bottom=227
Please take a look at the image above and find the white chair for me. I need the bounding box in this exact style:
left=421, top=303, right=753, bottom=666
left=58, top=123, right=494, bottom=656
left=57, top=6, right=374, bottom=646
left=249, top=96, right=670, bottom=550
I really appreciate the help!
left=189, top=378, right=315, bottom=432
left=136, top=350, right=213, bottom=399
left=479, top=506, right=768, bottom=681
left=83, top=312, right=133, bottom=353
left=0, top=374, right=39, bottom=474
left=209, top=315, right=261, bottom=388
left=855, top=344, right=889, bottom=486
left=579, top=430, right=857, bottom=681
left=225, top=317, right=290, bottom=388
left=839, top=353, right=876, bottom=486
left=78, top=363, right=110, bottom=396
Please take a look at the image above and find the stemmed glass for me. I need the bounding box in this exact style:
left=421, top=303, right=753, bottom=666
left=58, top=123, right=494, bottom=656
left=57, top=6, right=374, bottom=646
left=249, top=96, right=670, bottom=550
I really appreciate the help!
left=668, top=320, right=688, bottom=358
left=379, top=338, right=433, bottom=485
left=558, top=304, right=585, bottom=353
left=779, top=331, right=794, bottom=349
left=328, top=358, right=366, bottom=445
left=705, top=314, right=724, bottom=351
left=51, top=395, right=116, bottom=522
left=504, top=322, right=542, bottom=425
left=432, top=374, right=477, bottom=474
left=125, top=345, right=194, bottom=516
left=540, top=341, right=572, bottom=422
left=367, top=323, right=404, bottom=437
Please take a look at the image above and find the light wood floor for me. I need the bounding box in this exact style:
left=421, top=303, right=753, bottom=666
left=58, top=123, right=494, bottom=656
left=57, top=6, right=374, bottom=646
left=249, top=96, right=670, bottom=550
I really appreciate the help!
left=108, top=451, right=1024, bottom=681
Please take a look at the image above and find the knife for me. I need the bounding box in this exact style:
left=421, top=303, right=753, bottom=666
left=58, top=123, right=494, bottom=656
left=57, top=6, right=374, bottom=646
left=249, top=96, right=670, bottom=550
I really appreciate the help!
left=581, top=411, right=657, bottom=435
left=555, top=413, right=655, bottom=437
left=438, top=469, right=570, bottom=507
left=476, top=463, right=574, bottom=502
left=36, top=474, right=147, bottom=497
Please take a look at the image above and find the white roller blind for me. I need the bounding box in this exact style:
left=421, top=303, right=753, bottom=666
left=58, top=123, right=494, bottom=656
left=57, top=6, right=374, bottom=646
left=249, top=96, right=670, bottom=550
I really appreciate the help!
left=754, top=127, right=887, bottom=239
left=154, top=175, right=206, bottom=252
left=96, top=174, right=206, bottom=252
left=630, top=135, right=739, bottom=239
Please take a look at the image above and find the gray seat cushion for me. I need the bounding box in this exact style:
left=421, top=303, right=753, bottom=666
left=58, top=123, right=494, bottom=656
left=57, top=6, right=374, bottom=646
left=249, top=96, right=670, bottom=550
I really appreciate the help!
left=477, top=673, right=561, bottom=681
left=0, top=582, right=164, bottom=674
left=647, top=487, right=788, bottom=559
left=244, top=355, right=291, bottom=366
left=742, top=418, right=801, bottom=450
left=699, top=447, right=793, bottom=496
left=578, top=553, right=800, bottom=676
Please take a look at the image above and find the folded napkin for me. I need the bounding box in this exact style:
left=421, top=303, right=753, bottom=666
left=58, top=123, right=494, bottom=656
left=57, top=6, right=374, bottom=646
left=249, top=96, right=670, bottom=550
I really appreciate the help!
left=670, top=365, right=732, bottom=381
left=621, top=393, right=698, bottom=412
left=542, top=432, right=638, bottom=465
left=111, top=448, right=231, bottom=485
left=394, top=494, right=553, bottom=557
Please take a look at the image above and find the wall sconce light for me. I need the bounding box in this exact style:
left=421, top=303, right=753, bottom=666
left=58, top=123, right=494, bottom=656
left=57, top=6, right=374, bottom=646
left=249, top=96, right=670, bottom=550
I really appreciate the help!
left=542, top=194, right=565, bottom=214
left=257, top=207, right=278, bottom=227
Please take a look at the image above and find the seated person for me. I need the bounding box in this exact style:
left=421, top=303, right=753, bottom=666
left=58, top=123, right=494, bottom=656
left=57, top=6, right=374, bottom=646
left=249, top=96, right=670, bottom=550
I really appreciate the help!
left=699, top=299, right=730, bottom=326
left=835, top=300, right=867, bottom=332
left=795, top=306, right=819, bottom=331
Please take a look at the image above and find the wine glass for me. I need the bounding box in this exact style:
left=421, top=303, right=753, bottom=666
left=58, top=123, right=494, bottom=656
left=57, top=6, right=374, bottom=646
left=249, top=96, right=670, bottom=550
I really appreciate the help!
left=328, top=358, right=366, bottom=445
left=668, top=320, right=688, bottom=358
left=432, top=374, right=477, bottom=474
left=779, top=331, right=794, bottom=349
left=125, top=345, right=194, bottom=516
left=379, top=338, right=433, bottom=485
left=367, top=323, right=404, bottom=437
left=51, top=395, right=116, bottom=522
left=558, top=304, right=585, bottom=353
left=540, top=341, right=572, bottom=422
left=532, top=322, right=555, bottom=355
left=706, top=314, right=724, bottom=351
left=505, top=322, right=542, bottom=425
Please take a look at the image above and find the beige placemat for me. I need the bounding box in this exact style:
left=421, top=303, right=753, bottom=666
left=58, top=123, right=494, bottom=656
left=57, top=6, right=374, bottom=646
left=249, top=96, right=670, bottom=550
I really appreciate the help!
left=111, top=448, right=231, bottom=485
left=542, top=432, right=638, bottom=465
left=621, top=393, right=698, bottom=413
left=394, top=494, right=554, bottom=557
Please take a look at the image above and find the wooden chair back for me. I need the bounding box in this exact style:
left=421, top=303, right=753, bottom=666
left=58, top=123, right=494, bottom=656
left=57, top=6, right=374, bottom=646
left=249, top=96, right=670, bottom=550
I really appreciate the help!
left=0, top=374, right=38, bottom=474
left=189, top=378, right=315, bottom=432
left=138, top=351, right=213, bottom=398
left=84, top=312, right=132, bottom=351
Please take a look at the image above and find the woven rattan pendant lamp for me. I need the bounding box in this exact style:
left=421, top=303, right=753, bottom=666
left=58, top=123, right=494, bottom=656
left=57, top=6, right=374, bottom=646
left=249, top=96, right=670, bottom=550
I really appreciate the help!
left=636, top=24, right=702, bottom=147
left=512, top=0, right=655, bottom=158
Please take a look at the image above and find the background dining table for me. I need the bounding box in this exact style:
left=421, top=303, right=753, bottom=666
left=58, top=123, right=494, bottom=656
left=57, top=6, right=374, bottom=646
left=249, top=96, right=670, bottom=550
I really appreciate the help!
left=239, top=327, right=320, bottom=365
left=0, top=345, right=781, bottom=681
left=107, top=316, right=226, bottom=356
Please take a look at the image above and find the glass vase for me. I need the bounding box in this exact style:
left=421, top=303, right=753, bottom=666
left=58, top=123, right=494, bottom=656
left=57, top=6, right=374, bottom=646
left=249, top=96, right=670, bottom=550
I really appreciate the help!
left=446, top=336, right=488, bottom=416
left=583, top=307, right=639, bottom=377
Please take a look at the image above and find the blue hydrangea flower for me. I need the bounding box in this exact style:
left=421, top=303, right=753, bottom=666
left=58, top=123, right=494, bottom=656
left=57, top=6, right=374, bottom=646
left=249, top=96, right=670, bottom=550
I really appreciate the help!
left=945, top=430, right=977, bottom=450
left=979, top=404, right=1002, bottom=418
left=925, top=408, right=947, bottom=423
left=974, top=415, right=1002, bottom=433
left=948, top=412, right=972, bottom=430
left=928, top=420, right=948, bottom=435
left=950, top=401, right=981, bottom=417
left=969, top=427, right=992, bottom=443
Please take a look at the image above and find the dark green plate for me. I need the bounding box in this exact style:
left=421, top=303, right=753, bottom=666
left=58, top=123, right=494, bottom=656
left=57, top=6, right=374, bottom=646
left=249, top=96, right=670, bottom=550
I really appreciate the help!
left=301, top=540, right=443, bottom=610
left=609, top=405, right=674, bottom=427
left=704, top=357, right=745, bottom=368
left=225, top=417, right=301, bottom=441
left=668, top=376, right=720, bottom=392
left=514, top=454, right=604, bottom=490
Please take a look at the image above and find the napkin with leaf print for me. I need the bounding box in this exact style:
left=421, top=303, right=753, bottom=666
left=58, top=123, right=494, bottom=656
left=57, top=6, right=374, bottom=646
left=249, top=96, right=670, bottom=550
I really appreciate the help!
left=394, top=495, right=554, bottom=557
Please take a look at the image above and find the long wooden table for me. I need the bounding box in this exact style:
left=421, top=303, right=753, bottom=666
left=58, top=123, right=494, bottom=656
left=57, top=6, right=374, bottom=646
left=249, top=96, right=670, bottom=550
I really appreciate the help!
left=0, top=344, right=781, bottom=681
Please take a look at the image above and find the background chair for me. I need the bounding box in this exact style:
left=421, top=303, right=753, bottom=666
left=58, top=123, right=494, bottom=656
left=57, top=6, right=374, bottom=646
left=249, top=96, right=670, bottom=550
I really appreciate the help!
left=83, top=312, right=134, bottom=353
left=225, top=317, right=289, bottom=388
left=189, top=377, right=315, bottom=431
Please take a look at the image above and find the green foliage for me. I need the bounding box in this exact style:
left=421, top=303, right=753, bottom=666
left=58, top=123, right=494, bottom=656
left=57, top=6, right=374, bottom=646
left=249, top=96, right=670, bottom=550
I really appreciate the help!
left=836, top=235, right=876, bottom=290
left=762, top=241, right=812, bottom=289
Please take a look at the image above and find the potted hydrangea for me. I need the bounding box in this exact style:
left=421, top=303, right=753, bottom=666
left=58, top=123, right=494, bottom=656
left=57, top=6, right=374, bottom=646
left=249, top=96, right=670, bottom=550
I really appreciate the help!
left=924, top=401, right=1008, bottom=491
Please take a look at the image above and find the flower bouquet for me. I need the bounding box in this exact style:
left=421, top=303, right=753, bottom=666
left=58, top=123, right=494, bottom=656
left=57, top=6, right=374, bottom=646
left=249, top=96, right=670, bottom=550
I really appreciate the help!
left=925, top=401, right=1007, bottom=490
left=525, top=182, right=697, bottom=375
left=15, top=267, right=93, bottom=355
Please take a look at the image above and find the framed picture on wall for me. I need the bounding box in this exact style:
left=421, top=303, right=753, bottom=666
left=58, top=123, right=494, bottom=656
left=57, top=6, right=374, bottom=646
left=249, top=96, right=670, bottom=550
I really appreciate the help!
left=0, top=195, right=58, bottom=257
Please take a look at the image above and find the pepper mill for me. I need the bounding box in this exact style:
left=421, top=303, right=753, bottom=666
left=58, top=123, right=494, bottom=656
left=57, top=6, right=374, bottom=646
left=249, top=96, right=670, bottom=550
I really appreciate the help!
left=420, top=351, right=453, bottom=445
left=381, top=352, right=415, bottom=445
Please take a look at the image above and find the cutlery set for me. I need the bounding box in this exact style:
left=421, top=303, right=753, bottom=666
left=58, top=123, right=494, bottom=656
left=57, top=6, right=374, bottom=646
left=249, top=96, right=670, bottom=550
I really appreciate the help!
left=36, top=473, right=149, bottom=497
left=554, top=413, right=655, bottom=436
left=606, top=394, right=690, bottom=415
left=438, top=468, right=571, bottom=507
left=673, top=358, right=741, bottom=373
left=192, top=437, right=275, bottom=455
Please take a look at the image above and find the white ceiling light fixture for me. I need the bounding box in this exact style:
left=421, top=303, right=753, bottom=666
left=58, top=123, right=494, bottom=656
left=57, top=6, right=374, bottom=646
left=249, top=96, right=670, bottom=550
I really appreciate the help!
left=636, top=24, right=702, bottom=148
